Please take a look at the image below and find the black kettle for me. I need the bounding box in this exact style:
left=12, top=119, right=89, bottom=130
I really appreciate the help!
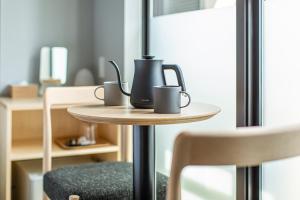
left=109, top=55, right=186, bottom=108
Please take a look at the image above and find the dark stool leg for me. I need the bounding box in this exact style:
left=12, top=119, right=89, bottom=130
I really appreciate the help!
left=133, top=125, right=155, bottom=200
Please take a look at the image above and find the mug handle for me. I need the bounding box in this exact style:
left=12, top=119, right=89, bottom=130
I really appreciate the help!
left=94, top=85, right=104, bottom=100
left=180, top=91, right=191, bottom=108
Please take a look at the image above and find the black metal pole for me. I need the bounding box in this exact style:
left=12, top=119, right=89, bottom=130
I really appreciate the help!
left=133, top=125, right=156, bottom=200
left=136, top=1, right=154, bottom=199
left=236, top=0, right=263, bottom=199
left=142, top=0, right=150, bottom=55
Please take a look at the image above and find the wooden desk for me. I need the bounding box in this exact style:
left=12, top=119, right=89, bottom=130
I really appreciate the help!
left=68, top=103, right=220, bottom=200
left=0, top=98, right=122, bottom=200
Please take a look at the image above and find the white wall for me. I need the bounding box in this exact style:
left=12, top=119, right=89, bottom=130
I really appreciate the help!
left=93, top=0, right=125, bottom=83
left=123, top=0, right=142, bottom=88
left=0, top=0, right=128, bottom=94
left=263, top=0, right=300, bottom=200
left=0, top=0, right=94, bottom=94
left=150, top=6, right=236, bottom=200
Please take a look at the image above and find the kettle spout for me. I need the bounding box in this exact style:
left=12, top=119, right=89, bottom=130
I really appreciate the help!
left=108, top=60, right=131, bottom=96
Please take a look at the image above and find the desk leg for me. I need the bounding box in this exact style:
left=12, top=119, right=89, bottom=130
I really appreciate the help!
left=133, top=125, right=155, bottom=200
left=237, top=166, right=262, bottom=200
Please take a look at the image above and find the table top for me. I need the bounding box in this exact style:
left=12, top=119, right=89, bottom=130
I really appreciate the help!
left=67, top=103, right=220, bottom=125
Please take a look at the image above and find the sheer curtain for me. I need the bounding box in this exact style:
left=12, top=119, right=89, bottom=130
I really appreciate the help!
left=263, top=0, right=300, bottom=200
left=150, top=2, right=236, bottom=199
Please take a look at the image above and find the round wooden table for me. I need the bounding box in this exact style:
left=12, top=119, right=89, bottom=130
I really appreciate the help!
left=68, top=102, right=220, bottom=200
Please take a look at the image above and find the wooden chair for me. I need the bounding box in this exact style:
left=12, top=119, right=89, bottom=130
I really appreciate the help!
left=43, top=86, right=168, bottom=200
left=43, top=86, right=99, bottom=173
left=167, top=125, right=300, bottom=200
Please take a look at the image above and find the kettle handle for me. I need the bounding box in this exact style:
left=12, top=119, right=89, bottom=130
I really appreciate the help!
left=162, top=64, right=186, bottom=91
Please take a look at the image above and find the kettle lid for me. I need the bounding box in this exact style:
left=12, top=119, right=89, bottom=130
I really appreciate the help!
left=143, top=55, right=155, bottom=59
left=136, top=55, right=163, bottom=61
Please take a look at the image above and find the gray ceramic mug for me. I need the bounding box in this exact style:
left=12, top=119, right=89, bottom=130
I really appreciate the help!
left=94, top=81, right=128, bottom=106
left=153, top=86, right=191, bottom=114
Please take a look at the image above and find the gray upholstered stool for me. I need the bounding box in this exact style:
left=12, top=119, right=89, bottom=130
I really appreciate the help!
left=44, top=162, right=167, bottom=200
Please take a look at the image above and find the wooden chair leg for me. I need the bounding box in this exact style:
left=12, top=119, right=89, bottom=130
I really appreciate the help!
left=69, top=195, right=80, bottom=200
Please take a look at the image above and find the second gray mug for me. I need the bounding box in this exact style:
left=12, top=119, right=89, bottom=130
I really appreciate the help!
left=153, top=86, right=191, bottom=114
left=94, top=81, right=128, bottom=106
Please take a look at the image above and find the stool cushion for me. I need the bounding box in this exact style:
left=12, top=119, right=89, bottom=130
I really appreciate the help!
left=44, top=162, right=167, bottom=200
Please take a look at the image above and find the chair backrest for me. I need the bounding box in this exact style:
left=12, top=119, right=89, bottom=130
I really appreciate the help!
left=43, top=86, right=100, bottom=173
left=167, top=124, right=300, bottom=200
